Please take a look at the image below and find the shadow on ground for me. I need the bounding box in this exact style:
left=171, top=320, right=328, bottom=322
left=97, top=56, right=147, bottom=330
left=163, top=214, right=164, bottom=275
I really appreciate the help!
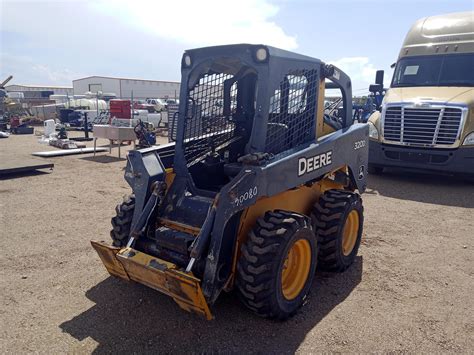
left=0, top=169, right=51, bottom=180
left=367, top=168, right=474, bottom=208
left=60, top=256, right=362, bottom=353
left=81, top=155, right=126, bottom=164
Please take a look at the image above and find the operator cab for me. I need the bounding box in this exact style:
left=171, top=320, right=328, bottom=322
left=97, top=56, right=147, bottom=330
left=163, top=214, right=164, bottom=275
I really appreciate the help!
left=177, top=56, right=258, bottom=192
left=171, top=44, right=352, bottom=194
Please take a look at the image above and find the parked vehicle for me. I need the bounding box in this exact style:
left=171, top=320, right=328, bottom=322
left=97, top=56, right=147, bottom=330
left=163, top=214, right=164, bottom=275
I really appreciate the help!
left=146, top=98, right=167, bottom=112
left=133, top=100, right=156, bottom=113
left=367, top=11, right=474, bottom=180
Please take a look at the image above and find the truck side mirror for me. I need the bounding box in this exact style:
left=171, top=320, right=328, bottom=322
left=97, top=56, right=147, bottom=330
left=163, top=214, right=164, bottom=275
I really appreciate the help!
left=375, top=70, right=384, bottom=86
left=369, top=84, right=383, bottom=93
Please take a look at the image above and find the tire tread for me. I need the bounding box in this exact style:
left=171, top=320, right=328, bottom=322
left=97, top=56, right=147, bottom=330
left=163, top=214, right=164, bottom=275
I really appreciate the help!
left=311, top=189, right=363, bottom=272
left=110, top=194, right=135, bottom=247
left=236, top=210, right=314, bottom=319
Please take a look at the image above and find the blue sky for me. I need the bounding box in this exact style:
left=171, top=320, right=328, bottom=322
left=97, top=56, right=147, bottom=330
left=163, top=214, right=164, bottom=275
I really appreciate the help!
left=1, top=0, right=472, bottom=94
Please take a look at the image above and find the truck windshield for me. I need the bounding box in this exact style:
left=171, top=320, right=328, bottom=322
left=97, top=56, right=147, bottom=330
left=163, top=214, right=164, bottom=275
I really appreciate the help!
left=391, top=53, right=474, bottom=87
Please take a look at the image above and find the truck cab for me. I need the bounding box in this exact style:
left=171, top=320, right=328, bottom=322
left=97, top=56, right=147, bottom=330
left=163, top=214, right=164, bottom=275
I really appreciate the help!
left=367, top=11, right=474, bottom=179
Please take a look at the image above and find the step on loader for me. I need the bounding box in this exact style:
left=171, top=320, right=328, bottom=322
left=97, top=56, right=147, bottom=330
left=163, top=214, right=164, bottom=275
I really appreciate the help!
left=91, top=44, right=369, bottom=320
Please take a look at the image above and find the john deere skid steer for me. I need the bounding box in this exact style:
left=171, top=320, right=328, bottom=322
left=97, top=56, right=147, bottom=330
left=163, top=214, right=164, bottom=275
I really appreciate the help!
left=92, top=44, right=369, bottom=320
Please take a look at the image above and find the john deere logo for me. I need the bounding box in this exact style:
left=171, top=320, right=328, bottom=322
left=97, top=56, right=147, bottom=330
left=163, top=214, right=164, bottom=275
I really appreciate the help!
left=298, top=151, right=333, bottom=177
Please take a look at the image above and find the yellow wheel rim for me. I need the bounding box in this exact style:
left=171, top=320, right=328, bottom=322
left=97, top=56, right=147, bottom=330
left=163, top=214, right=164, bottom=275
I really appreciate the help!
left=281, top=239, right=312, bottom=300
left=342, top=210, right=360, bottom=256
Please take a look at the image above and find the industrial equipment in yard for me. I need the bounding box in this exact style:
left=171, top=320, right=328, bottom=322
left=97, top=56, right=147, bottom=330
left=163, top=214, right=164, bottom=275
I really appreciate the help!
left=91, top=44, right=369, bottom=320
left=110, top=99, right=132, bottom=120
left=1, top=75, right=18, bottom=129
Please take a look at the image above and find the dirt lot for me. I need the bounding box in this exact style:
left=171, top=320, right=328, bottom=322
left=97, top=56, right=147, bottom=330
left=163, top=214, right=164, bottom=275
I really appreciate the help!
left=1, top=132, right=473, bottom=353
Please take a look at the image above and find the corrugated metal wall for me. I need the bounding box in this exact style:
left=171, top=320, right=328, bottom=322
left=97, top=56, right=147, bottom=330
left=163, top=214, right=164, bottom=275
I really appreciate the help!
left=73, top=76, right=180, bottom=99
left=6, top=85, right=73, bottom=95
left=120, top=79, right=180, bottom=99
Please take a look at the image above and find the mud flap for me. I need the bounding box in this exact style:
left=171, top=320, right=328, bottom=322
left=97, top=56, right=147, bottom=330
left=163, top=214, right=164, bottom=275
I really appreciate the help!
left=91, top=241, right=213, bottom=320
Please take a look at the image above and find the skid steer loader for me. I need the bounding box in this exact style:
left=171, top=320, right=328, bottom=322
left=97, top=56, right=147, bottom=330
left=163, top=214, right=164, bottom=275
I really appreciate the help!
left=92, top=44, right=369, bottom=320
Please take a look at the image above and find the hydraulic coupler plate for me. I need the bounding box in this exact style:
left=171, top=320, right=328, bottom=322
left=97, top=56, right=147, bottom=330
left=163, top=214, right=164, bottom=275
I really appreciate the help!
left=91, top=240, right=213, bottom=320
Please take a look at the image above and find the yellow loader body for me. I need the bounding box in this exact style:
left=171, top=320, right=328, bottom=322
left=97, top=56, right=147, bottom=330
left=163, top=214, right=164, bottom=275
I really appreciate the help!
left=91, top=241, right=212, bottom=320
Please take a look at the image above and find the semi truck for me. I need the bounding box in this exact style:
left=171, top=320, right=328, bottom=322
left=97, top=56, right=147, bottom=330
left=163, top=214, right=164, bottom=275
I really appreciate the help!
left=367, top=11, right=474, bottom=180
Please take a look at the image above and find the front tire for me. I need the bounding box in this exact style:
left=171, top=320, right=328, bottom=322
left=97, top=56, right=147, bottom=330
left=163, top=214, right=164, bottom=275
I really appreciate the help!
left=236, top=210, right=317, bottom=320
left=311, top=190, right=363, bottom=272
left=110, top=194, right=135, bottom=247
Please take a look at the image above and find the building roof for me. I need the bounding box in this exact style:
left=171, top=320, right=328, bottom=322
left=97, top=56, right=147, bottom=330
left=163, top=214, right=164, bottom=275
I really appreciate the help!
left=73, top=75, right=180, bottom=84
left=6, top=84, right=73, bottom=89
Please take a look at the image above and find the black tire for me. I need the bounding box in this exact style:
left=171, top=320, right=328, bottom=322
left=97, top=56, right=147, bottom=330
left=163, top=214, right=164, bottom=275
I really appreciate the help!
left=463, top=175, right=474, bottom=184
left=236, top=210, right=317, bottom=320
left=368, top=164, right=384, bottom=175
left=311, top=190, right=363, bottom=272
left=110, top=194, right=135, bottom=247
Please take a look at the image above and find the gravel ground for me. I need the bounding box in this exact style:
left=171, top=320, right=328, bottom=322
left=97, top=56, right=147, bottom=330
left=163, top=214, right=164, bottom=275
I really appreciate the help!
left=1, top=132, right=473, bottom=353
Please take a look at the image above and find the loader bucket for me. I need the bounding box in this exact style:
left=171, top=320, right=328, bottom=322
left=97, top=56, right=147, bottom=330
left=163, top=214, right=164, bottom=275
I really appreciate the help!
left=91, top=241, right=213, bottom=320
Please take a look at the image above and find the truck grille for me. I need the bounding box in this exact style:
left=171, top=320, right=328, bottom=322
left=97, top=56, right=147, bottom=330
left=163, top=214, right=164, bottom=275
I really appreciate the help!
left=383, top=106, right=463, bottom=146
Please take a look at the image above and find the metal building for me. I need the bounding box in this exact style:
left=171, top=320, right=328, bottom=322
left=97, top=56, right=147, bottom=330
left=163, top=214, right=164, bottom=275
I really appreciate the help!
left=5, top=84, right=73, bottom=95
left=73, top=76, right=180, bottom=100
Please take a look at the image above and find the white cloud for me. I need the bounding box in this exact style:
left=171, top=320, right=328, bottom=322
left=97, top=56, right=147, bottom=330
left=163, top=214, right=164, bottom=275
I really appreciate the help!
left=1, top=0, right=297, bottom=85
left=329, top=57, right=377, bottom=94
left=91, top=0, right=297, bottom=50
left=1, top=53, right=84, bottom=85
left=31, top=64, right=80, bottom=84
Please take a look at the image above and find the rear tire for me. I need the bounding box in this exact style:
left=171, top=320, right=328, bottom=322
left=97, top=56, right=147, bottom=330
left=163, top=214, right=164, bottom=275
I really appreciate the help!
left=311, top=190, right=363, bottom=272
left=236, top=210, right=317, bottom=320
left=368, top=164, right=384, bottom=174
left=110, top=194, right=135, bottom=247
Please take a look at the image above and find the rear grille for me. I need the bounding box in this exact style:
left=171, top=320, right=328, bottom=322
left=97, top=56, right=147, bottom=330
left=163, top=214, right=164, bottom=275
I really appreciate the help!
left=383, top=105, right=463, bottom=146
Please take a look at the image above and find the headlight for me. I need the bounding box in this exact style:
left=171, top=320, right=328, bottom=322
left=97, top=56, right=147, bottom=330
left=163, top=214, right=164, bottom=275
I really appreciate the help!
left=462, top=132, right=474, bottom=146
left=183, top=54, right=192, bottom=67
left=368, top=121, right=379, bottom=140
left=255, top=47, right=268, bottom=62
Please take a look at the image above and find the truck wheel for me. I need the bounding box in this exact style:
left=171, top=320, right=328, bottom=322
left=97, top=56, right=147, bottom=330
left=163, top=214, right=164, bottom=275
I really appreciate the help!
left=236, top=210, right=317, bottom=320
left=110, top=194, right=135, bottom=247
left=368, top=164, right=383, bottom=174
left=311, top=190, right=363, bottom=272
